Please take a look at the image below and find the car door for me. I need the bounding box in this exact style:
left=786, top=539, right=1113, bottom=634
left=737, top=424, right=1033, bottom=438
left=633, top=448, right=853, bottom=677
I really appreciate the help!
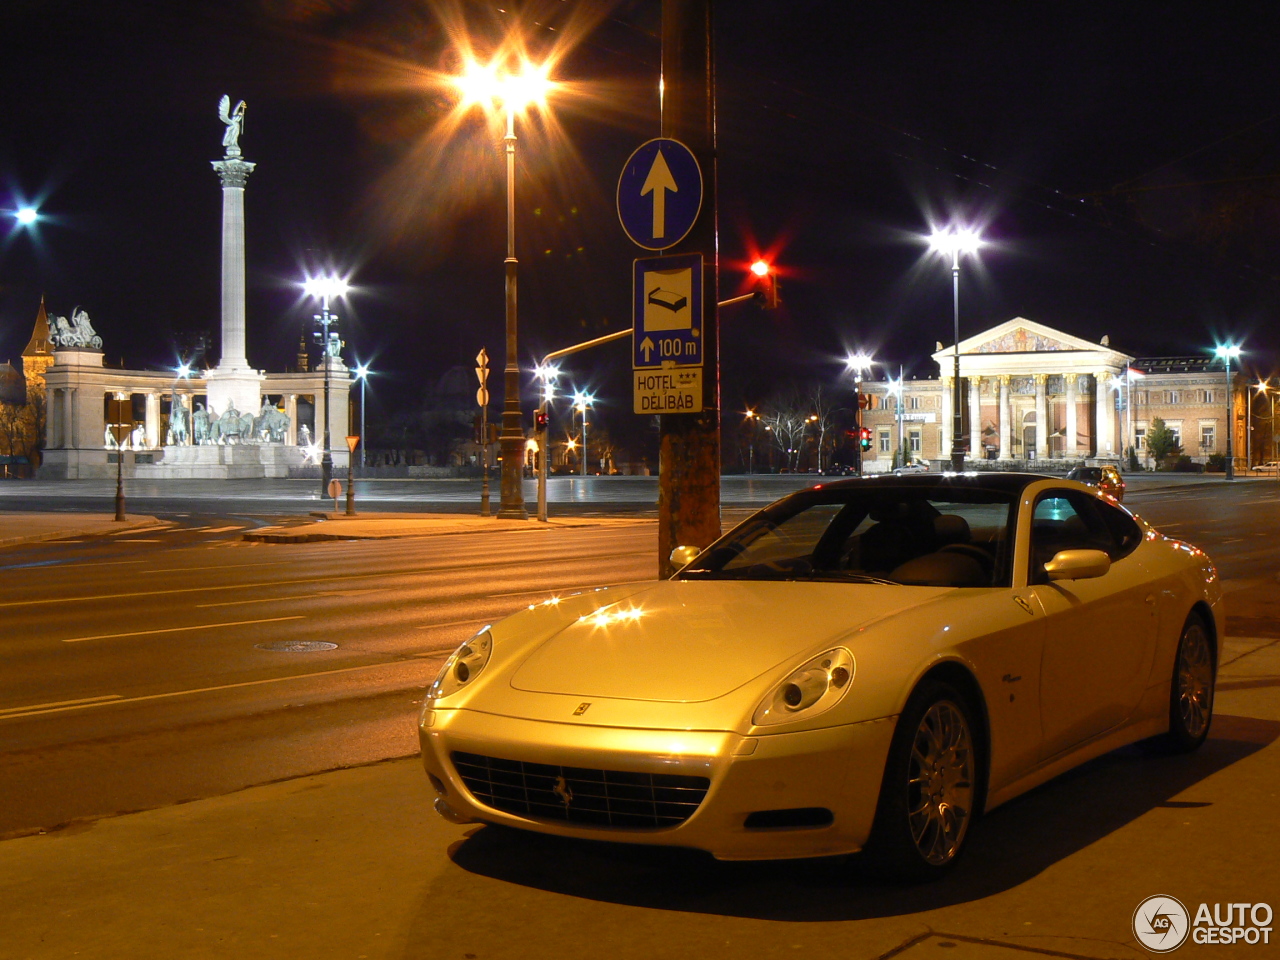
left=1029, top=491, right=1158, bottom=760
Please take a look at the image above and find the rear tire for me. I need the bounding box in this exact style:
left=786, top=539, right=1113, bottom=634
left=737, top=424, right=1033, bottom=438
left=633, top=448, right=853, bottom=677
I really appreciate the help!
left=864, top=680, right=979, bottom=882
left=1163, top=613, right=1214, bottom=752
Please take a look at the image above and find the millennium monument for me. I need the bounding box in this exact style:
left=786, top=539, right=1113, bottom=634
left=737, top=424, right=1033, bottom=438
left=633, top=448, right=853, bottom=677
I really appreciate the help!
left=39, top=97, right=351, bottom=479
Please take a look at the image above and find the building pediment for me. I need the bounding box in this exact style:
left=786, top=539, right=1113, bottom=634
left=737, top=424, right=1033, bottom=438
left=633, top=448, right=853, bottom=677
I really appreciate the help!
left=931, top=317, right=1134, bottom=375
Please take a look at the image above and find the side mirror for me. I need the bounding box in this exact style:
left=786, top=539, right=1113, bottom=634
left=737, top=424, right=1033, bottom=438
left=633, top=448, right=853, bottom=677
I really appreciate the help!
left=1044, top=548, right=1111, bottom=582
left=669, top=545, right=701, bottom=569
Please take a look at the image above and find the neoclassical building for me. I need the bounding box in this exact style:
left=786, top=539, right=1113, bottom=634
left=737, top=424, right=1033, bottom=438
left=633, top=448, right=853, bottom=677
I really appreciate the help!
left=860, top=317, right=1245, bottom=469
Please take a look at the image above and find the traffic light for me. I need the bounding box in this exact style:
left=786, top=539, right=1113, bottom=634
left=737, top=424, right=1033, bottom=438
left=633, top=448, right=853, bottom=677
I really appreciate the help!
left=750, top=260, right=780, bottom=309
left=534, top=410, right=548, bottom=430
left=859, top=427, right=872, bottom=451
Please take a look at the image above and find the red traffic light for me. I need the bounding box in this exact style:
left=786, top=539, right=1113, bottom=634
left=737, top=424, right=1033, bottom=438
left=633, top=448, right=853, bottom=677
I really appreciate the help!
left=535, top=411, right=549, bottom=429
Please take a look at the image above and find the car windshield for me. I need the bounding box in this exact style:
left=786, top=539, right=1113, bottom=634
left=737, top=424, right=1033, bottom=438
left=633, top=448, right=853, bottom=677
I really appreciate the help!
left=677, top=485, right=1017, bottom=587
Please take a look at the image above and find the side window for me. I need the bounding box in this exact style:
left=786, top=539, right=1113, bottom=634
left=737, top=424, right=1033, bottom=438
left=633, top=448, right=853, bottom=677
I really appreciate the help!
left=1029, top=492, right=1118, bottom=582
left=1093, top=498, right=1142, bottom=560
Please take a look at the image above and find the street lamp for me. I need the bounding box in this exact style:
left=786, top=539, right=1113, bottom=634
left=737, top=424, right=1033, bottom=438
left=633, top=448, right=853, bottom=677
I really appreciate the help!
left=844, top=353, right=876, bottom=476
left=354, top=363, right=371, bottom=471
left=453, top=55, right=557, bottom=520
left=534, top=364, right=559, bottom=522
left=16, top=206, right=38, bottom=226
left=928, top=228, right=984, bottom=472
left=111, top=392, right=129, bottom=521
left=571, top=390, right=594, bottom=477
left=744, top=409, right=758, bottom=474
left=1214, top=343, right=1242, bottom=480
left=302, top=275, right=349, bottom=496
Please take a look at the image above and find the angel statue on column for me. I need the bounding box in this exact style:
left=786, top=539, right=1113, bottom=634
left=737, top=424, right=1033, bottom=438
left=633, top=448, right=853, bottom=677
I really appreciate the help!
left=218, top=96, right=247, bottom=154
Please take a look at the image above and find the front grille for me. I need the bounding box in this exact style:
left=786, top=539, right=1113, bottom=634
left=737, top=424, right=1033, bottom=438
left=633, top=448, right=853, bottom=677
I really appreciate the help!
left=451, top=751, right=710, bottom=829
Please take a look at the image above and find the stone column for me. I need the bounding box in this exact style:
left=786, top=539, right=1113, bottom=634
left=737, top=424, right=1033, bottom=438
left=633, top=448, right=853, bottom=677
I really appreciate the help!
left=968, top=376, right=982, bottom=458
left=1065, top=374, right=1079, bottom=458
left=144, top=392, right=161, bottom=449
left=208, top=148, right=263, bottom=418
left=1034, top=375, right=1049, bottom=460
left=285, top=394, right=298, bottom=445
left=941, top=378, right=953, bottom=459
left=1096, top=370, right=1116, bottom=457
left=998, top=375, right=1011, bottom=459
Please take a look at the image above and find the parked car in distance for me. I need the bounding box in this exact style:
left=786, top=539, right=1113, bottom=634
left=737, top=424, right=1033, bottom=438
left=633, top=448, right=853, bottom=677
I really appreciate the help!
left=891, top=461, right=930, bottom=475
left=1066, top=464, right=1125, bottom=501
left=1250, top=461, right=1280, bottom=474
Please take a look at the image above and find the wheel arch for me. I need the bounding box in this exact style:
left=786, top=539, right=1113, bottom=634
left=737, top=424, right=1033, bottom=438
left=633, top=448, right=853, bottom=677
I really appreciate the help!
left=914, top=660, right=991, bottom=816
left=1188, top=600, right=1218, bottom=667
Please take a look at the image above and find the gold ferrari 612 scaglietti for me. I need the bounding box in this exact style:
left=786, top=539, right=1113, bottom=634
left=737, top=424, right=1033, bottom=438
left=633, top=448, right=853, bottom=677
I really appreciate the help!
left=419, top=473, right=1220, bottom=880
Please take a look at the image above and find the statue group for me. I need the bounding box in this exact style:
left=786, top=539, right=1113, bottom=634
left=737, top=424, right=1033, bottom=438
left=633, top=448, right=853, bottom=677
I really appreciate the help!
left=171, top=398, right=292, bottom=446
left=48, top=307, right=103, bottom=350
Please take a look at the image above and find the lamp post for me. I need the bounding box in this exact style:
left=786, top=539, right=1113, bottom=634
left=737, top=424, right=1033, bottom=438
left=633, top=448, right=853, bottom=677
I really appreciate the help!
left=354, top=363, right=370, bottom=471
left=453, top=56, right=556, bottom=520
left=572, top=391, right=593, bottom=477
left=844, top=353, right=875, bottom=476
left=302, top=275, right=349, bottom=496
left=928, top=228, right=984, bottom=472
left=1215, top=344, right=1242, bottom=480
left=112, top=392, right=128, bottom=521
left=744, top=409, right=757, bottom=474
left=534, top=365, right=558, bottom=522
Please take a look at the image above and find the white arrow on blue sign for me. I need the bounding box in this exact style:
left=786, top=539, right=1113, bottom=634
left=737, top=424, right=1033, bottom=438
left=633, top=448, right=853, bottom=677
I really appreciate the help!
left=617, top=139, right=703, bottom=250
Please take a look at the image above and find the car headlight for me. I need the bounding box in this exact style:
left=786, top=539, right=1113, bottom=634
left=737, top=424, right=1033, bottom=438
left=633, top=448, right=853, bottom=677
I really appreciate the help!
left=426, top=629, right=493, bottom=702
left=752, top=648, right=854, bottom=726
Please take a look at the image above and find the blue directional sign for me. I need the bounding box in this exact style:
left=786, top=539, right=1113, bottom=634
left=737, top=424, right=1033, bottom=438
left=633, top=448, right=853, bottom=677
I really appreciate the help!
left=633, top=253, right=702, bottom=369
left=617, top=139, right=703, bottom=250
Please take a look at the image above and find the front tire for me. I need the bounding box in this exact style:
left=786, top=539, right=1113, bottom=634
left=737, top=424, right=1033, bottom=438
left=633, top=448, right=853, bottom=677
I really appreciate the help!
left=865, top=680, right=979, bottom=881
left=1164, top=613, right=1215, bottom=752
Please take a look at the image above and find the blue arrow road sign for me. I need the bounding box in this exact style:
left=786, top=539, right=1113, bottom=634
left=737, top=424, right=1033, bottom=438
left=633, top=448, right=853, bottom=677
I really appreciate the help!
left=617, top=139, right=703, bottom=250
left=633, top=253, right=702, bottom=368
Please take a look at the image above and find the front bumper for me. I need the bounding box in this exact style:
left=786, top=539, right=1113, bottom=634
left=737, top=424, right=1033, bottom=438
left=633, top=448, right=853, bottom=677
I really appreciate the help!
left=419, top=707, right=895, bottom=861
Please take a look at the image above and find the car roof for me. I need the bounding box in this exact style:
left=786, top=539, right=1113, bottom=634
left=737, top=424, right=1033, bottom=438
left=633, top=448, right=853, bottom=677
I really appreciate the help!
left=810, top=472, right=1058, bottom=496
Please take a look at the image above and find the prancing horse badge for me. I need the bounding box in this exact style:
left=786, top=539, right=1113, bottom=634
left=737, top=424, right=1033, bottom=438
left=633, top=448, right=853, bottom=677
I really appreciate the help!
left=573, top=702, right=591, bottom=716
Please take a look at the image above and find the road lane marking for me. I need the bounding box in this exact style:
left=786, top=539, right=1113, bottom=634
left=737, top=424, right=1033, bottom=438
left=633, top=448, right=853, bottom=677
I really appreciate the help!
left=197, top=595, right=318, bottom=608
left=202, top=526, right=243, bottom=534
left=0, top=553, right=651, bottom=608
left=416, top=618, right=488, bottom=630
left=62, top=615, right=305, bottom=644
left=0, top=694, right=122, bottom=716
left=488, top=580, right=644, bottom=599
left=0, top=659, right=441, bottom=721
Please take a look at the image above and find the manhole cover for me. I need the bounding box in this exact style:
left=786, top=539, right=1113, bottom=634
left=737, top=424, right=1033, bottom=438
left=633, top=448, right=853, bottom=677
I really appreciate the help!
left=255, top=641, right=338, bottom=652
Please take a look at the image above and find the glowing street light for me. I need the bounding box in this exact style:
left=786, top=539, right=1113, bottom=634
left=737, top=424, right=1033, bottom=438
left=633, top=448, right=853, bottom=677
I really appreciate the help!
left=928, top=227, right=985, bottom=472
left=15, top=207, right=38, bottom=226
left=571, top=390, right=594, bottom=477
left=302, top=274, right=351, bottom=494
left=452, top=54, right=559, bottom=520
left=354, top=363, right=372, bottom=470
left=1214, top=343, right=1243, bottom=480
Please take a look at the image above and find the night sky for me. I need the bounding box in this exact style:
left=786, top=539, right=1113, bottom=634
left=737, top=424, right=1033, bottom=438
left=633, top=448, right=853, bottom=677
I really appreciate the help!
left=4, top=0, right=1280, bottom=452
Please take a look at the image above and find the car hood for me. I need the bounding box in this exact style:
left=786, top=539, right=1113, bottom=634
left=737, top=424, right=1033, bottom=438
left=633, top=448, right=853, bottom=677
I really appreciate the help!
left=507, top=579, right=947, bottom=703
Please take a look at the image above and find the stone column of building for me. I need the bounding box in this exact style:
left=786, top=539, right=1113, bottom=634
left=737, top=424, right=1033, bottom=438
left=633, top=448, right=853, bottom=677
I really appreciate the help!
left=940, top=378, right=953, bottom=459
left=69, top=387, right=78, bottom=448
left=208, top=141, right=263, bottom=419
left=1034, top=374, right=1049, bottom=460
left=145, top=392, right=161, bottom=449
left=968, top=376, right=982, bottom=458
left=1065, top=374, right=1078, bottom=458
left=998, top=375, right=1011, bottom=459
left=285, top=394, right=298, bottom=445
left=1095, top=370, right=1116, bottom=457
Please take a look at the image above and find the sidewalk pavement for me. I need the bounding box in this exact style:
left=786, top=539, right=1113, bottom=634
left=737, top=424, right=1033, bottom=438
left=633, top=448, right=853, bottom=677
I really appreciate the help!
left=0, top=513, right=165, bottom=549
left=242, top=513, right=656, bottom=543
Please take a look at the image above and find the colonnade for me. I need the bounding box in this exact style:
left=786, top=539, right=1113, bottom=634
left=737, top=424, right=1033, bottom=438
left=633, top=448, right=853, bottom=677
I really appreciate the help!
left=938, top=370, right=1119, bottom=461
